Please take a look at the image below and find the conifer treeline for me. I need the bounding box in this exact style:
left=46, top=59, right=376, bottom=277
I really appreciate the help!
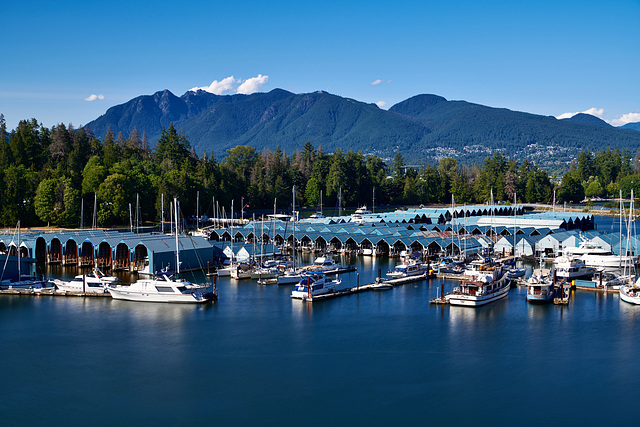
left=0, top=115, right=636, bottom=228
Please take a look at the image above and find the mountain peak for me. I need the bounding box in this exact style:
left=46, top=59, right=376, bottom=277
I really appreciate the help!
left=561, top=113, right=611, bottom=127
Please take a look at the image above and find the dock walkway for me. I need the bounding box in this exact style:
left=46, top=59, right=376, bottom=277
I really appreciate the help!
left=300, top=273, right=434, bottom=302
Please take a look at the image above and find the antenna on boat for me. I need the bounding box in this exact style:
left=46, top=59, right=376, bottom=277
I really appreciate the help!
left=92, top=193, right=97, bottom=229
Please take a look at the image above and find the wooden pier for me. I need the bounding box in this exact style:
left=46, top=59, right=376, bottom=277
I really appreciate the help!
left=299, top=273, right=433, bottom=302
left=0, top=288, right=111, bottom=297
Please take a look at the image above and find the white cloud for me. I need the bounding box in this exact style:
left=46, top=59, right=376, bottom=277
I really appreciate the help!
left=556, top=107, right=605, bottom=120
left=84, top=94, right=104, bottom=102
left=190, top=74, right=269, bottom=95
left=371, top=79, right=383, bottom=86
left=236, top=74, right=269, bottom=95
left=376, top=101, right=387, bottom=108
left=190, top=76, right=239, bottom=95
left=611, top=112, right=640, bottom=127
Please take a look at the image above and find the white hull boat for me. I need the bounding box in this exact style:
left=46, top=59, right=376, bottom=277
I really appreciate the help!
left=53, top=269, right=120, bottom=294
left=291, top=273, right=341, bottom=299
left=108, top=275, right=215, bottom=303
left=446, top=267, right=510, bottom=307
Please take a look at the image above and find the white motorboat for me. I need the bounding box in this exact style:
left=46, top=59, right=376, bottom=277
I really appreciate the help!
left=53, top=269, right=120, bottom=294
left=351, top=205, right=372, bottom=223
left=230, top=262, right=252, bottom=279
left=249, top=266, right=279, bottom=280
left=554, top=256, right=597, bottom=280
left=445, top=266, right=510, bottom=307
left=108, top=197, right=215, bottom=303
left=291, top=272, right=341, bottom=299
left=371, top=277, right=393, bottom=291
left=304, top=256, right=341, bottom=272
left=108, top=274, right=215, bottom=303
left=387, top=258, right=429, bottom=278
left=277, top=269, right=304, bottom=285
left=565, top=238, right=636, bottom=268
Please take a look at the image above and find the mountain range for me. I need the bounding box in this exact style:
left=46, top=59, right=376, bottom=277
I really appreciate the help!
left=85, top=88, right=640, bottom=168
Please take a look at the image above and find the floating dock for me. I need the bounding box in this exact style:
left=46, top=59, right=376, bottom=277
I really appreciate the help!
left=0, top=287, right=111, bottom=297
left=299, top=273, right=433, bottom=302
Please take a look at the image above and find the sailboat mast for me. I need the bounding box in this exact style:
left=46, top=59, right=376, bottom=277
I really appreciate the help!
left=161, top=194, right=165, bottom=233
left=292, top=186, right=296, bottom=271
left=93, top=193, right=97, bottom=229
left=175, top=197, right=179, bottom=275
left=373, top=187, right=375, bottom=214
left=17, top=221, right=21, bottom=280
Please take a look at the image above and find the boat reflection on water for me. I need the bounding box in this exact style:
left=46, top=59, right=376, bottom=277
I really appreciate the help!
left=110, top=296, right=212, bottom=326
left=447, top=298, right=509, bottom=327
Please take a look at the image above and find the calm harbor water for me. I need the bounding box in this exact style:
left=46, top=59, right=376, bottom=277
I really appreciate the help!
left=2, top=215, right=640, bottom=426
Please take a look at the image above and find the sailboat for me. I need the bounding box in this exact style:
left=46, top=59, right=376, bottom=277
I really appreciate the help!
left=278, top=186, right=305, bottom=285
left=618, top=189, right=640, bottom=304
left=108, top=198, right=216, bottom=303
left=0, top=221, right=51, bottom=290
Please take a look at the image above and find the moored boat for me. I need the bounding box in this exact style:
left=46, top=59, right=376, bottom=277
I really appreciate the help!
left=554, top=256, right=597, bottom=281
left=291, top=272, right=341, bottom=299
left=445, top=266, right=510, bottom=307
left=108, top=274, right=215, bottom=303
left=526, top=275, right=555, bottom=303
left=53, top=268, right=120, bottom=294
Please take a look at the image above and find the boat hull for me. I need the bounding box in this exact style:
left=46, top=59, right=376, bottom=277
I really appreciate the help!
left=108, top=287, right=210, bottom=303
left=447, top=282, right=510, bottom=307
left=619, top=286, right=640, bottom=305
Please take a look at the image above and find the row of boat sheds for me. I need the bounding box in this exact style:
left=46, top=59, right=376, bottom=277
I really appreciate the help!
left=208, top=206, right=630, bottom=261
left=0, top=229, right=226, bottom=281
left=0, top=206, right=632, bottom=281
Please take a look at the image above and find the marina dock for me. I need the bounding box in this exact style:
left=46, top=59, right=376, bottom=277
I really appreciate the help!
left=0, top=287, right=111, bottom=297
left=299, top=273, right=433, bottom=302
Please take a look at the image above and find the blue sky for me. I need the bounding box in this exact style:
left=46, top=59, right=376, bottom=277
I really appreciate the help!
left=1, top=0, right=639, bottom=130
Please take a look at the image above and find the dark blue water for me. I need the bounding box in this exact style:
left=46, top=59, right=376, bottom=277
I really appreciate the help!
left=2, top=217, right=640, bottom=426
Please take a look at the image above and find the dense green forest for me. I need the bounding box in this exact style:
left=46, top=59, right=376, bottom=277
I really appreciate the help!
left=0, top=115, right=638, bottom=228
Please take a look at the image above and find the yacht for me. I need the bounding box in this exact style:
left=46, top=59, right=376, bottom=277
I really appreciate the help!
left=565, top=239, right=636, bottom=268
left=108, top=274, right=215, bottom=303
left=53, top=269, right=120, bottom=294
left=351, top=205, right=372, bottom=223
left=554, top=256, right=597, bottom=280
left=445, top=266, right=510, bottom=307
left=305, top=255, right=341, bottom=272
left=291, top=272, right=341, bottom=299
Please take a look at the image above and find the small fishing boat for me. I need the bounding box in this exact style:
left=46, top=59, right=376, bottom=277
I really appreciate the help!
left=371, top=278, right=393, bottom=291
left=526, top=275, right=555, bottom=303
